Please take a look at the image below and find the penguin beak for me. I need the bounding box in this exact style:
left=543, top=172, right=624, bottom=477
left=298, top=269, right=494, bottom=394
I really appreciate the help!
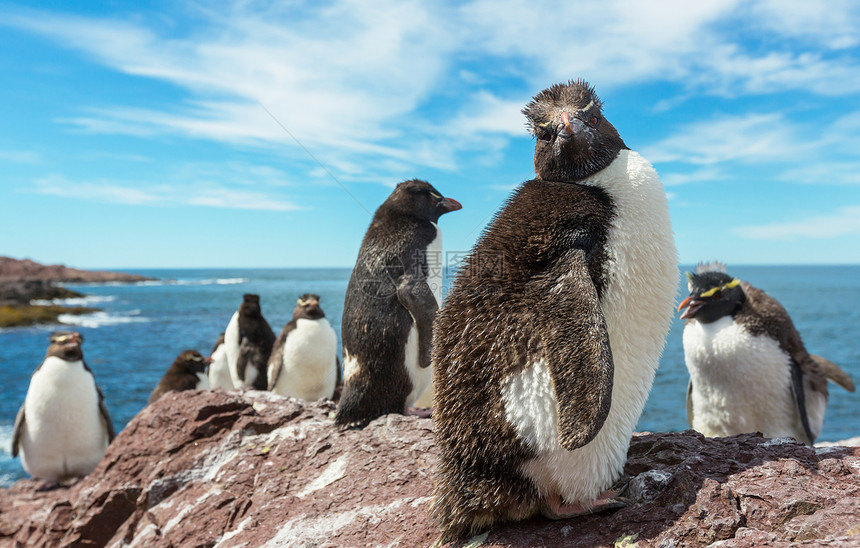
left=439, top=197, right=462, bottom=213
left=561, top=111, right=575, bottom=137
left=204, top=357, right=213, bottom=365
left=678, top=295, right=706, bottom=320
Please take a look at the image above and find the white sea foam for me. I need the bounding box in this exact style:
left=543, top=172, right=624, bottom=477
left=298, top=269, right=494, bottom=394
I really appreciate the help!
left=30, top=295, right=116, bottom=306
left=77, top=278, right=248, bottom=287
left=0, top=424, right=13, bottom=457
left=58, top=311, right=149, bottom=328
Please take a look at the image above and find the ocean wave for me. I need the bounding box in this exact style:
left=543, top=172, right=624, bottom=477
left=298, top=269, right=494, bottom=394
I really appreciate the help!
left=79, top=278, right=248, bottom=287
left=0, top=424, right=12, bottom=458
left=30, top=295, right=116, bottom=306
left=58, top=311, right=150, bottom=328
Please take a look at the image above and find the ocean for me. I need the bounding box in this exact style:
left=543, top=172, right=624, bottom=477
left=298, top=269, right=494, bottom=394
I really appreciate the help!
left=1, top=265, right=858, bottom=487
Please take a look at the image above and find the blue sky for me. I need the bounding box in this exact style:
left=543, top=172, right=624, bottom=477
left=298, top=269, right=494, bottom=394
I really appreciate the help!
left=1, top=0, right=859, bottom=268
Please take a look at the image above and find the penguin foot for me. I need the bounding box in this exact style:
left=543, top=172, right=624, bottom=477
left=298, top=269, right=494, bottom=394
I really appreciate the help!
left=540, top=488, right=627, bottom=520
left=405, top=406, right=433, bottom=418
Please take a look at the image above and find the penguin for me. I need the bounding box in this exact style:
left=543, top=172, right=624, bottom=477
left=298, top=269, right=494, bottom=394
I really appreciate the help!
left=268, top=293, right=340, bottom=400
left=11, top=331, right=116, bottom=483
left=148, top=350, right=213, bottom=405
left=208, top=332, right=234, bottom=390
left=335, top=179, right=461, bottom=427
left=223, top=294, right=276, bottom=390
left=678, top=262, right=855, bottom=445
left=431, top=80, right=678, bottom=541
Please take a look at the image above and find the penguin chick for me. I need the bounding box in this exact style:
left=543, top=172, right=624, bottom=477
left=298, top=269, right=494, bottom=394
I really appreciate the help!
left=12, top=332, right=116, bottom=483
left=224, top=294, right=276, bottom=390
left=208, top=332, right=234, bottom=390
left=336, top=179, right=461, bottom=427
left=678, top=262, right=855, bottom=445
left=432, top=79, right=678, bottom=541
left=148, top=350, right=213, bottom=404
left=268, top=293, right=340, bottom=400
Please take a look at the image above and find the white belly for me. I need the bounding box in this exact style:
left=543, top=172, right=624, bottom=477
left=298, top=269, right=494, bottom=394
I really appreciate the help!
left=208, top=343, right=234, bottom=390
left=412, top=223, right=441, bottom=407
left=683, top=316, right=814, bottom=441
left=403, top=324, right=432, bottom=407
left=426, top=223, right=443, bottom=306
left=502, top=150, right=678, bottom=503
left=19, top=357, right=110, bottom=481
left=271, top=318, right=338, bottom=401
left=224, top=312, right=242, bottom=387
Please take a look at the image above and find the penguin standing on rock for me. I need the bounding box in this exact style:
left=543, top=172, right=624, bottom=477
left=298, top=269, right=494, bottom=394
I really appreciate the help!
left=678, top=262, right=855, bottom=445
left=208, top=333, right=234, bottom=390
left=224, top=294, right=275, bottom=390
left=336, top=179, right=461, bottom=427
left=431, top=80, right=678, bottom=541
left=148, top=350, right=213, bottom=404
left=12, top=332, right=116, bottom=483
left=268, top=293, right=340, bottom=400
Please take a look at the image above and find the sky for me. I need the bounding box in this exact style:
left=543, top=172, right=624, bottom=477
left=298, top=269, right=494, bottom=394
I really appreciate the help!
left=1, top=0, right=859, bottom=269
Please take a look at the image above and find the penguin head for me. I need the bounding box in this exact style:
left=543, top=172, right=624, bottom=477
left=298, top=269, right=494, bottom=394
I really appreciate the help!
left=678, top=271, right=745, bottom=323
left=173, top=350, right=212, bottom=374
left=293, top=293, right=325, bottom=320
left=385, top=179, right=462, bottom=223
left=239, top=293, right=262, bottom=317
left=46, top=331, right=84, bottom=361
left=523, top=79, right=627, bottom=182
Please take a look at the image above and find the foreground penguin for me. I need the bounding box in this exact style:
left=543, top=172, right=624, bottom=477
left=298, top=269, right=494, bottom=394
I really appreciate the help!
left=223, top=294, right=276, bottom=390
left=208, top=333, right=234, bottom=390
left=336, top=179, right=461, bottom=427
left=431, top=80, right=678, bottom=540
left=11, top=332, right=116, bottom=483
left=268, top=294, right=340, bottom=400
left=679, top=263, right=855, bottom=445
left=148, top=350, right=212, bottom=404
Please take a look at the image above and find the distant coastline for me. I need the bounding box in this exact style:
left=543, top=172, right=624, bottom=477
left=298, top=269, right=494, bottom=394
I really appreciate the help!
left=0, top=256, right=152, bottom=328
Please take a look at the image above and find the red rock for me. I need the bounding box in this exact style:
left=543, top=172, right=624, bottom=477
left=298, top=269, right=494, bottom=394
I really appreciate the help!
left=1, top=390, right=858, bottom=547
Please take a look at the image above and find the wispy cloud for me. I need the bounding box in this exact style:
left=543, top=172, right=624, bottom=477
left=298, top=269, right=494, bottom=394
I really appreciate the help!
left=32, top=162, right=304, bottom=211
left=5, top=0, right=860, bottom=183
left=0, top=149, right=39, bottom=164
left=737, top=205, right=860, bottom=239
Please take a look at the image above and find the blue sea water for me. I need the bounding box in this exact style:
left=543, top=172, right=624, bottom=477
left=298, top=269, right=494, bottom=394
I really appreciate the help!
left=1, top=265, right=858, bottom=487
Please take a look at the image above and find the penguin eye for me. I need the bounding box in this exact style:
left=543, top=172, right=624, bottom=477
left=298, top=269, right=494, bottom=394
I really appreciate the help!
left=535, top=122, right=553, bottom=141
left=589, top=116, right=599, bottom=126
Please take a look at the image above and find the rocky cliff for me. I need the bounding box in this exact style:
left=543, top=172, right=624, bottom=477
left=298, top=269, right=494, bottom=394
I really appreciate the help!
left=1, top=390, right=858, bottom=547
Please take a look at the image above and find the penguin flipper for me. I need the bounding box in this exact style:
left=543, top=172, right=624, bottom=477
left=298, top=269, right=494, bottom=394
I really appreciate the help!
left=267, top=321, right=296, bottom=391
left=395, top=274, right=438, bottom=368
left=811, top=355, right=855, bottom=392
left=789, top=359, right=816, bottom=445
left=686, top=379, right=695, bottom=428
left=11, top=404, right=25, bottom=457
left=97, top=383, right=116, bottom=443
left=541, top=249, right=613, bottom=451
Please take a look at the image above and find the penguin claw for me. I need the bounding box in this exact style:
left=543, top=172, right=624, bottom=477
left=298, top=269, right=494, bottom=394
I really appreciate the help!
left=540, top=488, right=628, bottom=520
left=405, top=406, right=433, bottom=418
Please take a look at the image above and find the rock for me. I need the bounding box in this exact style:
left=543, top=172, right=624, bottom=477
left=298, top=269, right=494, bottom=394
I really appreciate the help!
left=1, top=391, right=858, bottom=547
left=0, top=257, right=150, bottom=284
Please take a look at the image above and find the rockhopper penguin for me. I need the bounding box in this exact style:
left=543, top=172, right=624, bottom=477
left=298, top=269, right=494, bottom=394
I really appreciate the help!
left=12, top=332, right=116, bottom=483
left=208, top=332, right=234, bottom=390
left=268, top=293, right=340, bottom=400
left=148, top=350, right=212, bottom=404
left=678, top=262, right=855, bottom=445
left=224, top=294, right=276, bottom=390
left=336, top=179, right=461, bottom=427
left=431, top=80, right=678, bottom=541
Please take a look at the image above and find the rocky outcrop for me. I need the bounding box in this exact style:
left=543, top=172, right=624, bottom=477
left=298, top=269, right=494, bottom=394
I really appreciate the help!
left=0, top=257, right=150, bottom=284
left=1, top=390, right=858, bottom=547
left=0, top=257, right=150, bottom=326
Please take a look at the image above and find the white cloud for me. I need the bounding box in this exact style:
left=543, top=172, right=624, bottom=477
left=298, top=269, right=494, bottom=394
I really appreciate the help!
left=736, top=205, right=860, bottom=239
left=0, top=149, right=39, bottom=164
left=4, top=0, right=860, bottom=184
left=32, top=163, right=304, bottom=211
